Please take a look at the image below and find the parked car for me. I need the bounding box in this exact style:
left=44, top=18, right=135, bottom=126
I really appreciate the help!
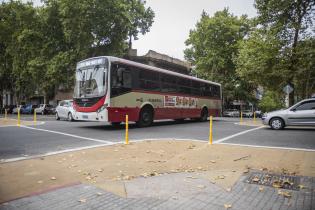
left=35, top=104, right=55, bottom=115
left=55, top=100, right=76, bottom=121
left=242, top=110, right=253, bottom=118
left=20, top=104, right=38, bottom=114
left=262, top=98, right=315, bottom=130
left=255, top=110, right=262, bottom=118
left=223, top=109, right=240, bottom=117
left=12, top=105, right=23, bottom=114
left=2, top=105, right=15, bottom=114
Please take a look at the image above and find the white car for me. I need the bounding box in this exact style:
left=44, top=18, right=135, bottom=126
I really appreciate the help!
left=55, top=100, right=76, bottom=121
left=262, top=98, right=315, bottom=130
left=223, top=109, right=240, bottom=117
left=242, top=110, right=253, bottom=118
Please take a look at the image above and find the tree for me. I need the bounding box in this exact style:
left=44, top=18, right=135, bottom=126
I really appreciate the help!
left=0, top=0, right=155, bottom=104
left=184, top=9, right=253, bottom=104
left=125, top=0, right=154, bottom=49
left=0, top=1, right=43, bottom=104
left=236, top=29, right=289, bottom=91
left=254, top=0, right=315, bottom=104
left=258, top=90, right=284, bottom=112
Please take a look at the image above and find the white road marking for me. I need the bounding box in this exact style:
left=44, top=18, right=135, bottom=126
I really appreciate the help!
left=1, top=143, right=113, bottom=163
left=20, top=125, right=113, bottom=144
left=214, top=126, right=265, bottom=144
left=217, top=142, right=315, bottom=152
left=0, top=121, right=45, bottom=128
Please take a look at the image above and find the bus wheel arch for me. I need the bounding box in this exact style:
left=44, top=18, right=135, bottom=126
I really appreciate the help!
left=137, top=104, right=154, bottom=127
left=200, top=106, right=208, bottom=122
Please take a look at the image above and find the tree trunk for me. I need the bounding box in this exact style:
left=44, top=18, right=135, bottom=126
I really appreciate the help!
left=128, top=34, right=132, bottom=49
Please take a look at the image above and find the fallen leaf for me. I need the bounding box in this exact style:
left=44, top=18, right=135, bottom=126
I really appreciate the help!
left=273, top=180, right=282, bottom=188
left=114, top=149, right=118, bottom=152
left=77, top=170, right=82, bottom=173
left=233, top=155, right=250, bottom=161
left=226, top=188, right=231, bottom=192
left=78, top=198, right=86, bottom=203
left=97, top=192, right=103, bottom=196
left=252, top=177, right=260, bottom=182
left=243, top=169, right=249, bottom=174
left=197, top=185, right=205, bottom=189
left=224, top=204, right=232, bottom=209
left=282, top=191, right=292, bottom=198
left=187, top=144, right=196, bottom=149
left=197, top=166, right=203, bottom=170
left=298, top=184, right=305, bottom=189
left=210, top=160, right=216, bottom=163
left=259, top=187, right=264, bottom=192
left=37, top=180, right=43, bottom=184
left=98, top=169, right=103, bottom=172
left=186, top=176, right=197, bottom=179
left=216, top=175, right=225, bottom=179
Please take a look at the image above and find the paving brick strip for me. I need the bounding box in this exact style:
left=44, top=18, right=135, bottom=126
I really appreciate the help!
left=1, top=172, right=314, bottom=210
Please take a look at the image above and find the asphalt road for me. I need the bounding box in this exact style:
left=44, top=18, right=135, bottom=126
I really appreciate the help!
left=0, top=115, right=314, bottom=160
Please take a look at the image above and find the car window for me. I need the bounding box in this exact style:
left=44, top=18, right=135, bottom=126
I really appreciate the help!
left=295, top=101, right=315, bottom=111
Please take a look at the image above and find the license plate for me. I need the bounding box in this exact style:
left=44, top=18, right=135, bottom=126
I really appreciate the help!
left=82, top=115, right=88, bottom=119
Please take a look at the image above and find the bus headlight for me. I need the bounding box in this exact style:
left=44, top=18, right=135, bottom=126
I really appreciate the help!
left=97, top=104, right=108, bottom=113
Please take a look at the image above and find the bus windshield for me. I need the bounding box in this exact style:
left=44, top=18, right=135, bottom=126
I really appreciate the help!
left=74, top=65, right=107, bottom=98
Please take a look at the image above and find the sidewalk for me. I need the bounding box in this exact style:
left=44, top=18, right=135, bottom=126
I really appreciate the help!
left=0, top=140, right=314, bottom=209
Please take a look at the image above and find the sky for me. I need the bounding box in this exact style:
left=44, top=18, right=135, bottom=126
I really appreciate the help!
left=133, top=0, right=257, bottom=60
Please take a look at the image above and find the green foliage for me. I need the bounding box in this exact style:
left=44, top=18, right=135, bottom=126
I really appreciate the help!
left=125, top=0, right=154, bottom=49
left=258, top=91, right=284, bottom=112
left=184, top=9, right=253, bottom=103
left=253, top=0, right=315, bottom=103
left=0, top=0, right=154, bottom=103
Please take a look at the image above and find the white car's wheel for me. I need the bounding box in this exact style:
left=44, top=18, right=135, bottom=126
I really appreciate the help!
left=68, top=112, right=73, bottom=122
left=270, top=118, right=284, bottom=130
left=55, top=112, right=60, bottom=120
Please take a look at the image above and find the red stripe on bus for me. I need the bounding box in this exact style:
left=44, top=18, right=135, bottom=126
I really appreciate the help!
left=73, top=96, right=106, bottom=112
left=131, top=89, right=221, bottom=100
left=107, top=107, right=221, bottom=122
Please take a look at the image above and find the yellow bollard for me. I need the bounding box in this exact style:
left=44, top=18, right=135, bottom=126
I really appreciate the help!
left=209, top=116, right=213, bottom=145
left=240, top=111, right=243, bottom=124
left=125, top=115, right=129, bottom=145
left=17, top=108, right=21, bottom=127
left=253, top=111, right=256, bottom=124
left=34, top=110, right=37, bottom=125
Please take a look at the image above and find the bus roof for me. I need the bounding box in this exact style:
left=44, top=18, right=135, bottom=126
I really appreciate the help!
left=78, top=56, right=221, bottom=87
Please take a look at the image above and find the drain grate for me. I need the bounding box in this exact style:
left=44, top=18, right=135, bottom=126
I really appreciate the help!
left=245, top=172, right=301, bottom=191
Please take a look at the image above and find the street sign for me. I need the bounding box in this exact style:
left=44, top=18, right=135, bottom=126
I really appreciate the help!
left=283, top=84, right=293, bottom=94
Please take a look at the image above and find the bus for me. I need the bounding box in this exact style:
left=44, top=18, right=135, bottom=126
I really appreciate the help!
left=73, top=56, right=222, bottom=127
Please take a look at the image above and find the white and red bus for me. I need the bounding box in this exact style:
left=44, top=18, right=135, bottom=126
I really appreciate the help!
left=73, top=56, right=222, bottom=127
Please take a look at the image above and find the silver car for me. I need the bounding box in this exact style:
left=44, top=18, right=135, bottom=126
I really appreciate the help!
left=55, top=100, right=76, bottom=121
left=262, top=98, right=315, bottom=130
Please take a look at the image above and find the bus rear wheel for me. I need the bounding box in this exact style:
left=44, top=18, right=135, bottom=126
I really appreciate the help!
left=200, top=107, right=208, bottom=122
left=137, top=106, right=153, bottom=127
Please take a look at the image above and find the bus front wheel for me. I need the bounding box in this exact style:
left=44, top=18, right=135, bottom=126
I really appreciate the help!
left=137, top=106, right=153, bottom=127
